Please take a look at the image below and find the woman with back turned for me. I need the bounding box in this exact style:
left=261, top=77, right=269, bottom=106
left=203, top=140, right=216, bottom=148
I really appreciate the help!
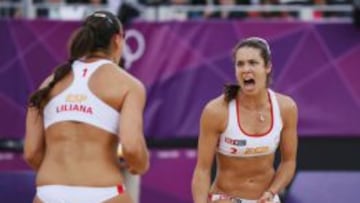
left=192, top=37, right=298, bottom=203
left=24, top=11, right=149, bottom=203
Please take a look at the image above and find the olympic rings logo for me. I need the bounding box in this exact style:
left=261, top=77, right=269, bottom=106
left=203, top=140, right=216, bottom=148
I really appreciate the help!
left=122, top=29, right=146, bottom=70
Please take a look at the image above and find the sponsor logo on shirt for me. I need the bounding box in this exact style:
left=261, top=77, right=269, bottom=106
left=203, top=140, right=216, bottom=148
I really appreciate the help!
left=225, top=137, right=246, bottom=146
left=56, top=94, right=93, bottom=114
left=66, top=94, right=87, bottom=102
left=244, top=146, right=270, bottom=155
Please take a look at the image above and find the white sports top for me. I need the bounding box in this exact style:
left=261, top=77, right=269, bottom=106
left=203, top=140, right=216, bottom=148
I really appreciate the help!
left=217, top=89, right=283, bottom=157
left=43, top=59, right=120, bottom=135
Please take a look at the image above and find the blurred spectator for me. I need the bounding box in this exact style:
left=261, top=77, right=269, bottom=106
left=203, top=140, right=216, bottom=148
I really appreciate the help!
left=327, top=0, right=350, bottom=5
left=88, top=0, right=107, bottom=5
left=188, top=0, right=207, bottom=19
left=324, top=0, right=352, bottom=19
left=169, top=0, right=189, bottom=20
left=312, top=0, right=325, bottom=20
left=66, top=0, right=107, bottom=3
left=66, top=0, right=85, bottom=2
left=205, top=0, right=249, bottom=19
left=33, top=0, right=64, bottom=18
left=34, top=0, right=110, bottom=20
left=0, top=0, right=22, bottom=18
left=279, top=0, right=310, bottom=5
left=117, top=1, right=141, bottom=25
left=108, top=0, right=122, bottom=14
left=155, top=0, right=189, bottom=21
left=354, top=0, right=360, bottom=27
left=46, top=0, right=62, bottom=19
left=261, top=0, right=285, bottom=19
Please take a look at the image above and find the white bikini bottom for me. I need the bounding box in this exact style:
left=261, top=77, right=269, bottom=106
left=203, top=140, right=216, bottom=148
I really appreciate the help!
left=36, top=184, right=126, bottom=203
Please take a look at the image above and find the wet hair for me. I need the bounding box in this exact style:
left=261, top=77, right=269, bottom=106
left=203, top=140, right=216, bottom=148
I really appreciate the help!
left=224, top=37, right=272, bottom=102
left=29, top=11, right=123, bottom=110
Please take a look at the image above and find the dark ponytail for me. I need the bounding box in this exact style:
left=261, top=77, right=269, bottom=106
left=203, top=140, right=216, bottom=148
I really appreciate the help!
left=28, top=26, right=96, bottom=110
left=223, top=84, right=240, bottom=102
left=70, top=26, right=95, bottom=58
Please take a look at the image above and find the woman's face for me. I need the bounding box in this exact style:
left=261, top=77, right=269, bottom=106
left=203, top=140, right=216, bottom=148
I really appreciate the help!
left=234, top=46, right=271, bottom=95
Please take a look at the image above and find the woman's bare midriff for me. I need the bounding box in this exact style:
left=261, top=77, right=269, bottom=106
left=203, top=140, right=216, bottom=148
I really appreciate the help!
left=211, top=153, right=276, bottom=199
left=36, top=122, right=124, bottom=187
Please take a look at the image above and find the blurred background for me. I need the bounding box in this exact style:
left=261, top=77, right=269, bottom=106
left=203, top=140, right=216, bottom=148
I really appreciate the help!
left=0, top=0, right=360, bottom=202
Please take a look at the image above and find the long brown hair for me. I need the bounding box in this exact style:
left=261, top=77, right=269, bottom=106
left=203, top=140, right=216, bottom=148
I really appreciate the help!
left=224, top=37, right=272, bottom=102
left=29, top=11, right=123, bottom=111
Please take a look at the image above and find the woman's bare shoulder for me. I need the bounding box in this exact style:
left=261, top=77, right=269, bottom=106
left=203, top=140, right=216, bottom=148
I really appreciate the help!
left=274, top=92, right=298, bottom=121
left=274, top=92, right=297, bottom=110
left=202, top=95, right=228, bottom=123
left=98, top=63, right=145, bottom=89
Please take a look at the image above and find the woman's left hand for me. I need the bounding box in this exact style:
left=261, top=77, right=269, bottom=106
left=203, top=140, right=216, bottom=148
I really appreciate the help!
left=257, top=191, right=275, bottom=203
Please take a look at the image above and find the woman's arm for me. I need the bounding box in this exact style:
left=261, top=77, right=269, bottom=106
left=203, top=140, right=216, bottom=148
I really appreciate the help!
left=23, top=76, right=53, bottom=171
left=119, top=77, right=149, bottom=175
left=23, top=107, right=46, bottom=171
left=192, top=99, right=225, bottom=203
left=259, top=95, right=298, bottom=202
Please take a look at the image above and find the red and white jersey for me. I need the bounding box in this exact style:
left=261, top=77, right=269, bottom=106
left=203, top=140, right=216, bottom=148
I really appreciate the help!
left=43, top=59, right=120, bottom=135
left=217, top=89, right=283, bottom=157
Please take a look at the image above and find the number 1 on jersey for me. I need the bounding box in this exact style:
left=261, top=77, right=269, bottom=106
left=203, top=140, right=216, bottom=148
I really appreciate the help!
left=82, top=68, right=88, bottom=77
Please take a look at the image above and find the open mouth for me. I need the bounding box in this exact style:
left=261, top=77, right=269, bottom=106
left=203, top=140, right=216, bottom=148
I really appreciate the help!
left=243, top=78, right=256, bottom=90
